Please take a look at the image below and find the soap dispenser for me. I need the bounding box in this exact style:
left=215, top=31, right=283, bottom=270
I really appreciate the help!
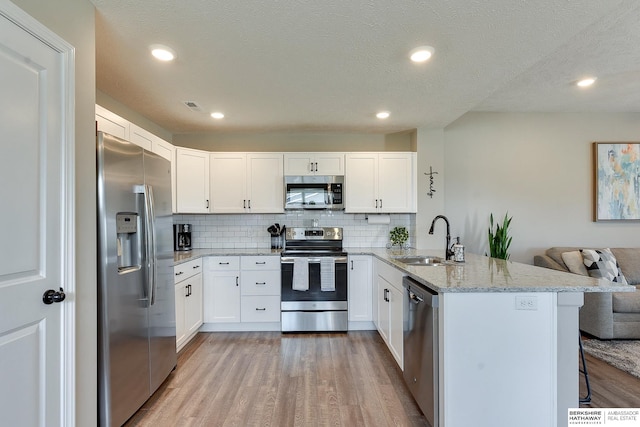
left=451, top=237, right=465, bottom=263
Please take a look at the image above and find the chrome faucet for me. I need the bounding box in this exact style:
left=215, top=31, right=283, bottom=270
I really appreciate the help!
left=429, top=215, right=454, bottom=260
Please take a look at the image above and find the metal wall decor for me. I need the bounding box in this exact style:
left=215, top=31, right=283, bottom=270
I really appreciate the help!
left=425, top=166, right=439, bottom=198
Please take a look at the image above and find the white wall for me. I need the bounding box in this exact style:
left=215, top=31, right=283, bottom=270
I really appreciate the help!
left=444, top=112, right=640, bottom=263
left=415, top=127, right=447, bottom=251
left=12, top=0, right=97, bottom=425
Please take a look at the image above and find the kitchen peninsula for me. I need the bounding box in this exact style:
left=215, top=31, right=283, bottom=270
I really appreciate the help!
left=175, top=249, right=630, bottom=427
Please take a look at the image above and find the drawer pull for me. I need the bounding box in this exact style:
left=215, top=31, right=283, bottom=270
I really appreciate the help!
left=255, top=308, right=266, bottom=311
left=193, top=265, right=200, bottom=269
left=256, top=282, right=266, bottom=285
left=255, top=261, right=266, bottom=265
left=175, top=271, right=183, bottom=276
left=219, top=262, right=230, bottom=265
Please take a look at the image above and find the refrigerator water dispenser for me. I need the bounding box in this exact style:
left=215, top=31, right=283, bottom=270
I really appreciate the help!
left=116, top=212, right=140, bottom=271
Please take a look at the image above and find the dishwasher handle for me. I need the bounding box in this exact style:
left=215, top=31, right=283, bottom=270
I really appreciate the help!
left=409, top=291, right=424, bottom=303
left=403, top=276, right=438, bottom=308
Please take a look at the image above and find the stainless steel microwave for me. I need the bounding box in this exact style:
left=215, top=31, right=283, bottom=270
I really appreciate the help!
left=284, top=175, right=344, bottom=210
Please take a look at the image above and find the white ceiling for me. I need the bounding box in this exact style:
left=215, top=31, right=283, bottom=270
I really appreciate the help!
left=92, top=0, right=640, bottom=135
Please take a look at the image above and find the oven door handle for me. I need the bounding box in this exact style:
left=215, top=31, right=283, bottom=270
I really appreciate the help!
left=281, top=256, right=348, bottom=264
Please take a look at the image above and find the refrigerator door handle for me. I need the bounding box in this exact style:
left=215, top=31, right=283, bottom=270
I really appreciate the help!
left=144, top=184, right=157, bottom=306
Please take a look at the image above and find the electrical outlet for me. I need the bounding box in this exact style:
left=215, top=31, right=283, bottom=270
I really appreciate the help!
left=515, top=296, right=538, bottom=310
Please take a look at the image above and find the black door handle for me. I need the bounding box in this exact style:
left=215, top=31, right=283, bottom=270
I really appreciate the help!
left=43, top=287, right=66, bottom=305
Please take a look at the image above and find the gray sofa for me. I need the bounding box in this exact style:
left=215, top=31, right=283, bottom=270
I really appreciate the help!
left=534, top=247, right=640, bottom=339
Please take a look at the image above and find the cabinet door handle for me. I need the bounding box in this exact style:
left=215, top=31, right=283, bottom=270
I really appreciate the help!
left=375, top=199, right=378, bottom=208
left=379, top=199, right=382, bottom=209
left=185, top=284, right=189, bottom=297
left=243, top=199, right=246, bottom=208
left=188, top=284, right=192, bottom=296
left=248, top=199, right=251, bottom=209
left=384, top=288, right=389, bottom=302
left=314, top=162, right=318, bottom=172
left=350, top=260, right=354, bottom=270
left=256, top=282, right=266, bottom=285
left=206, top=199, right=209, bottom=209
left=256, top=307, right=266, bottom=311
left=236, top=276, right=239, bottom=286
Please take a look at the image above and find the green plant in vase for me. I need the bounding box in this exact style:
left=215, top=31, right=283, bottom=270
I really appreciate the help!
left=487, top=212, right=512, bottom=260
left=389, top=226, right=409, bottom=249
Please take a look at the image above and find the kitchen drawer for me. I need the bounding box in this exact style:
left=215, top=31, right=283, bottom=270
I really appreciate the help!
left=206, top=256, right=240, bottom=271
left=241, top=255, right=280, bottom=270
left=241, top=270, right=281, bottom=296
left=174, top=258, right=202, bottom=283
left=241, top=296, right=281, bottom=322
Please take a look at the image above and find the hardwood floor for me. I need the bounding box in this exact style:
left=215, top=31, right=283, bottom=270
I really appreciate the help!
left=124, top=331, right=640, bottom=426
left=580, top=353, right=640, bottom=408
left=124, top=331, right=429, bottom=427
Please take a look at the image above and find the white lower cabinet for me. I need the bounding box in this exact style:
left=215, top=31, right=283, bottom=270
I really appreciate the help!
left=174, top=259, right=203, bottom=351
left=240, top=256, right=281, bottom=323
left=203, top=256, right=241, bottom=323
left=374, top=258, right=404, bottom=368
left=202, top=255, right=281, bottom=329
left=240, top=296, right=281, bottom=322
left=348, top=255, right=373, bottom=323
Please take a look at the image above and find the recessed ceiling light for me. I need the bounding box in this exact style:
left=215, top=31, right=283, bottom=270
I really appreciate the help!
left=150, top=44, right=176, bottom=61
left=376, top=111, right=390, bottom=119
left=409, top=46, right=435, bottom=63
left=577, top=77, right=597, bottom=87
left=210, top=112, right=225, bottom=119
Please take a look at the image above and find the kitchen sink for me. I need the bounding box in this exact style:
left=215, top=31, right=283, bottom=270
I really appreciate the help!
left=392, top=255, right=446, bottom=266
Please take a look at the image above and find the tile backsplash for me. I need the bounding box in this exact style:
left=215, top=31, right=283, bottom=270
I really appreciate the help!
left=173, top=211, right=416, bottom=249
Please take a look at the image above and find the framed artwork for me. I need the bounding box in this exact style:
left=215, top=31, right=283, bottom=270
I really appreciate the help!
left=593, top=142, right=640, bottom=221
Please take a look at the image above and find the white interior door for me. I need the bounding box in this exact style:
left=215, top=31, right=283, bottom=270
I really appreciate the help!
left=0, top=3, right=74, bottom=426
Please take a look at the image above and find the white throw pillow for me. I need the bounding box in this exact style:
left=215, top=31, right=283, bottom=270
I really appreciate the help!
left=561, top=251, right=588, bottom=276
left=581, top=248, right=629, bottom=285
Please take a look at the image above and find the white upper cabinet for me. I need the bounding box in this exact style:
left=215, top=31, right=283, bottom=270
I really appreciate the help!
left=152, top=138, right=175, bottom=162
left=95, top=104, right=129, bottom=140
left=96, top=105, right=177, bottom=211
left=210, top=153, right=284, bottom=213
left=284, top=153, right=344, bottom=176
left=247, top=153, right=284, bottom=213
left=345, top=153, right=378, bottom=212
left=176, top=147, right=210, bottom=213
left=345, top=152, right=416, bottom=213
left=129, top=123, right=153, bottom=151
left=377, top=153, right=417, bottom=212
left=209, top=153, right=246, bottom=213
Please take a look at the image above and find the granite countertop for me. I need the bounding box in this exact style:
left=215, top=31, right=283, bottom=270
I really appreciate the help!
left=364, top=248, right=633, bottom=294
left=174, top=247, right=633, bottom=294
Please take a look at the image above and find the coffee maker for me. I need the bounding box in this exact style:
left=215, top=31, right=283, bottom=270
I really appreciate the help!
left=173, top=224, right=192, bottom=251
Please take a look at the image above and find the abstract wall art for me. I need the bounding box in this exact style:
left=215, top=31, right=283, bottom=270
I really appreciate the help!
left=594, top=142, right=640, bottom=221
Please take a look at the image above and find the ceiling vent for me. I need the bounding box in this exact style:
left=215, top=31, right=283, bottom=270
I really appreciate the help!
left=183, top=101, right=203, bottom=112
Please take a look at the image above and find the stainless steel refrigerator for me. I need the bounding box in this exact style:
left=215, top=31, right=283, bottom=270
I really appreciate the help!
left=97, top=131, right=176, bottom=427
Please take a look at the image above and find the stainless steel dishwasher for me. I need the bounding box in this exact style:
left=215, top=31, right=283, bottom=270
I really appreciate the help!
left=403, top=276, right=439, bottom=427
